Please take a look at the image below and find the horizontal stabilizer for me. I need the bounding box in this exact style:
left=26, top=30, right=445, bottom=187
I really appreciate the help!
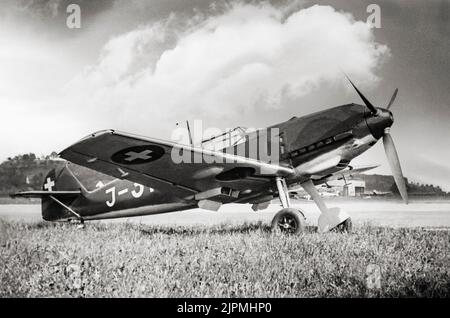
left=10, top=190, right=81, bottom=198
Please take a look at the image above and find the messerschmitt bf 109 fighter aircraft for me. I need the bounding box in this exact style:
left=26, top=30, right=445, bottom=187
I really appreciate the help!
left=13, top=79, right=408, bottom=234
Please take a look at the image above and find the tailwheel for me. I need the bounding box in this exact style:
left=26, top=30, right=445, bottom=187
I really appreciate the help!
left=77, top=218, right=85, bottom=229
left=271, top=208, right=306, bottom=235
left=332, top=218, right=352, bottom=233
left=70, top=218, right=85, bottom=229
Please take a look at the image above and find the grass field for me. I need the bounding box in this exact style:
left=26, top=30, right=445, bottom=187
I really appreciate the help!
left=1, top=220, right=449, bottom=298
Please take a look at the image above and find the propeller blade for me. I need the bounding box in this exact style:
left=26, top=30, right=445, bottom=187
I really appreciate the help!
left=345, top=75, right=378, bottom=115
left=387, top=88, right=398, bottom=110
left=383, top=133, right=409, bottom=204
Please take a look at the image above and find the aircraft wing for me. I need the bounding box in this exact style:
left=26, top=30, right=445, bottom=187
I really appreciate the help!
left=286, top=165, right=378, bottom=193
left=311, top=165, right=379, bottom=185
left=59, top=130, right=294, bottom=201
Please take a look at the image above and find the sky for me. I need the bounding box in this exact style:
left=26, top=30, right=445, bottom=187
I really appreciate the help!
left=0, top=0, right=449, bottom=190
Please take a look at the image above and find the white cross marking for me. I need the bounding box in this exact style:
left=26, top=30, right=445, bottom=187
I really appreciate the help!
left=124, top=150, right=153, bottom=162
left=44, top=177, right=55, bottom=191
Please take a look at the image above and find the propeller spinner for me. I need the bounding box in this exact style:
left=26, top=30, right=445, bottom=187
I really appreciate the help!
left=347, top=77, right=408, bottom=204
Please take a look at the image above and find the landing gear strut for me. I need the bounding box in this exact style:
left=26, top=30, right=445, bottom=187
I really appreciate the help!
left=301, top=179, right=352, bottom=233
left=270, top=177, right=352, bottom=234
left=270, top=177, right=306, bottom=234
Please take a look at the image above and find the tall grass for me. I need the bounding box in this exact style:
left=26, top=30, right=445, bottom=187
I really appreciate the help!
left=0, top=220, right=449, bottom=297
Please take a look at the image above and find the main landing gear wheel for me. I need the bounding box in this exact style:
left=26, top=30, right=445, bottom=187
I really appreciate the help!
left=271, top=208, right=306, bottom=235
left=332, top=218, right=352, bottom=233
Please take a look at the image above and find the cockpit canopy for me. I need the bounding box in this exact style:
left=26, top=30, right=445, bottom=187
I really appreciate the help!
left=200, top=126, right=255, bottom=151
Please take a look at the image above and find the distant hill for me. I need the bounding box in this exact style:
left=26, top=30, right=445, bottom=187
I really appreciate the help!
left=358, top=174, right=447, bottom=196
left=0, top=153, right=65, bottom=195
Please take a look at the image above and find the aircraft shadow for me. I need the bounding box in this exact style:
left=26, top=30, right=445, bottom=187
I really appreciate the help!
left=138, top=223, right=318, bottom=236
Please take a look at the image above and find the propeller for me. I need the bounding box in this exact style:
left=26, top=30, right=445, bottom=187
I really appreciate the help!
left=387, top=88, right=398, bottom=110
left=345, top=74, right=378, bottom=115
left=346, top=76, right=408, bottom=204
left=383, top=132, right=408, bottom=203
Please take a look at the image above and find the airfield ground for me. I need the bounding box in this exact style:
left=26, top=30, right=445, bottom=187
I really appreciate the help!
left=2, top=198, right=450, bottom=228
left=0, top=199, right=449, bottom=297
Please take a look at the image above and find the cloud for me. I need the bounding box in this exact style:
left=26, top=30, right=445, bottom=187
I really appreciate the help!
left=15, top=0, right=114, bottom=19
left=0, top=1, right=390, bottom=159
left=66, top=2, right=389, bottom=133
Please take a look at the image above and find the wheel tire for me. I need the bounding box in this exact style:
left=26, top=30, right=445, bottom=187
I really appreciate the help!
left=271, top=208, right=306, bottom=235
left=332, top=218, right=352, bottom=233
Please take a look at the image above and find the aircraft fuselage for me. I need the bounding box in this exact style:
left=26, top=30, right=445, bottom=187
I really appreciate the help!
left=37, top=102, right=394, bottom=222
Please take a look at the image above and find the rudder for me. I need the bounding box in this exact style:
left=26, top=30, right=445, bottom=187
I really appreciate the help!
left=41, top=165, right=84, bottom=221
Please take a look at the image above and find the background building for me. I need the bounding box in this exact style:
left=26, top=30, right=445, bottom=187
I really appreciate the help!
left=328, top=176, right=366, bottom=197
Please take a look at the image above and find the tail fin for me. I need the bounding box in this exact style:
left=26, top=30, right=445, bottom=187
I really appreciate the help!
left=40, top=165, right=84, bottom=221
left=42, top=164, right=85, bottom=192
